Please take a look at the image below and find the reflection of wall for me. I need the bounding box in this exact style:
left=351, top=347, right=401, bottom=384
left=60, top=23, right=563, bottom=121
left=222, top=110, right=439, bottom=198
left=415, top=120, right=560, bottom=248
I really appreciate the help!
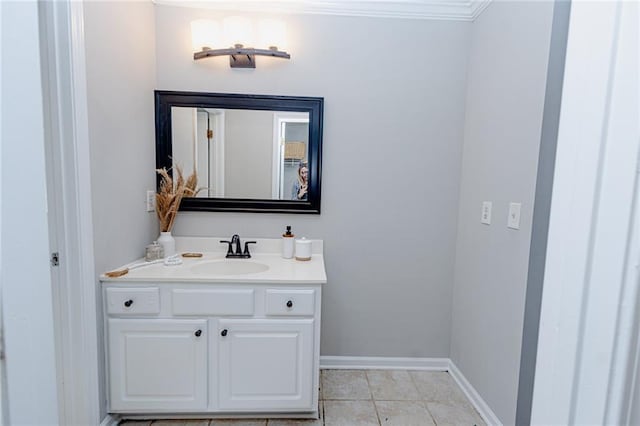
left=157, top=7, right=471, bottom=361
left=450, top=2, right=553, bottom=424
left=285, top=122, right=308, bottom=145
left=196, top=110, right=210, bottom=197
left=224, top=110, right=273, bottom=199
left=171, top=106, right=195, bottom=172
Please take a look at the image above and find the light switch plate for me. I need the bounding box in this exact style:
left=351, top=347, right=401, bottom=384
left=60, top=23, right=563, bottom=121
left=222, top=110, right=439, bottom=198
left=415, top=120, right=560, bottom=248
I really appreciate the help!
left=481, top=201, right=492, bottom=225
left=508, top=202, right=521, bottom=229
left=146, top=190, right=156, bottom=212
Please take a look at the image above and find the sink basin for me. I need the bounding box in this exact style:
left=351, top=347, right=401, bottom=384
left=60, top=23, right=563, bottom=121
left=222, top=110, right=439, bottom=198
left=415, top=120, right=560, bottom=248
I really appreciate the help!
left=190, top=260, right=269, bottom=276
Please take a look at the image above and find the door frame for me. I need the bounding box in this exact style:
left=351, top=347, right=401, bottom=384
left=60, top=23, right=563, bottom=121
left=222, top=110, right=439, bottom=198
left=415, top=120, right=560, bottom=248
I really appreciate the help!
left=528, top=1, right=640, bottom=424
left=272, top=112, right=310, bottom=199
left=40, top=1, right=101, bottom=424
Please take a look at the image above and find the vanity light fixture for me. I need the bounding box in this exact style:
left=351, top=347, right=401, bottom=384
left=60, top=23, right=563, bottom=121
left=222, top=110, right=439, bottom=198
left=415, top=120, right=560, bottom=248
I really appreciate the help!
left=192, top=17, right=290, bottom=68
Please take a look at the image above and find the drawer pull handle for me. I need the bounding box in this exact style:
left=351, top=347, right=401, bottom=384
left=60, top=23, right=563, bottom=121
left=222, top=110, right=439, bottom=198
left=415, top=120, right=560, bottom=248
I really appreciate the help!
left=221, top=329, right=228, bottom=337
left=286, top=300, right=293, bottom=308
left=194, top=329, right=202, bottom=337
left=123, top=300, right=134, bottom=308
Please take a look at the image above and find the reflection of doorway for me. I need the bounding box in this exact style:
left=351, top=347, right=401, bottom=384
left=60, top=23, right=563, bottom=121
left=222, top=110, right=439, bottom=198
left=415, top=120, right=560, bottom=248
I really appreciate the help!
left=196, top=108, right=225, bottom=197
left=272, top=112, right=310, bottom=199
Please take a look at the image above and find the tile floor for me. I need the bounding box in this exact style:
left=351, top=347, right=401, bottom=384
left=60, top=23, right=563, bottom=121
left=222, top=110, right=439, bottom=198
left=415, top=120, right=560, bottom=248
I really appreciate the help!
left=120, top=369, right=486, bottom=426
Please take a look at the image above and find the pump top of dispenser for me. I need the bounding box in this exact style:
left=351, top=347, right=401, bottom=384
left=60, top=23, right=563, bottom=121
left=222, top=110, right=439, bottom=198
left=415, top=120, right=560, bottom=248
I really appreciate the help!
left=283, top=225, right=294, bottom=237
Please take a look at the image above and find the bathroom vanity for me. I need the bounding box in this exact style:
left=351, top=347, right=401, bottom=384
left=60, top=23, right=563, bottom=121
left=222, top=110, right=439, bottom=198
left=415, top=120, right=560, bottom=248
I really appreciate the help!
left=100, top=237, right=326, bottom=419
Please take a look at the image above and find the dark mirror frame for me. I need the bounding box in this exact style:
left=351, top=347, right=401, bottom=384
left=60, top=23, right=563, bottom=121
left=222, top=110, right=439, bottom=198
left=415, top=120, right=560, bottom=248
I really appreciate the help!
left=155, top=91, right=323, bottom=214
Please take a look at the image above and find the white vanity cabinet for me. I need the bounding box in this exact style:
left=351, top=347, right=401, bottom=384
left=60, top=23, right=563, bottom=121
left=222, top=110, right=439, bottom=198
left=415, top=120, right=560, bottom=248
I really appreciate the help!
left=216, top=319, right=314, bottom=411
left=108, top=318, right=208, bottom=411
left=102, top=281, right=322, bottom=417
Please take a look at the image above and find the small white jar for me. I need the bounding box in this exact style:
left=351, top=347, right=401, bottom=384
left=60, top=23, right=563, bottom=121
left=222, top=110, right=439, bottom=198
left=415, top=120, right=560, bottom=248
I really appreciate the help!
left=295, top=237, right=312, bottom=261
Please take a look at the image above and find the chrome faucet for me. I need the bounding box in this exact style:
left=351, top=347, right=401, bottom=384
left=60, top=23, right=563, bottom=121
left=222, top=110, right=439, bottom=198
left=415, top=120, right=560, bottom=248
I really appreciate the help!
left=220, top=234, right=256, bottom=258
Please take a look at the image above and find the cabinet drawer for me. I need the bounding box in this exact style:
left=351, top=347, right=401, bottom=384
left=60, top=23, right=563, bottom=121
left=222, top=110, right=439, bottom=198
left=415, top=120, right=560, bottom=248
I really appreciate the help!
left=265, top=289, right=315, bottom=316
left=106, top=288, right=160, bottom=315
left=171, top=289, right=255, bottom=316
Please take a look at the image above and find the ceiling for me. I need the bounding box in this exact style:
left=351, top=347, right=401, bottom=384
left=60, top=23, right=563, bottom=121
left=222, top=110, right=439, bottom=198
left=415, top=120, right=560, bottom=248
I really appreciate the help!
left=152, top=0, right=492, bottom=21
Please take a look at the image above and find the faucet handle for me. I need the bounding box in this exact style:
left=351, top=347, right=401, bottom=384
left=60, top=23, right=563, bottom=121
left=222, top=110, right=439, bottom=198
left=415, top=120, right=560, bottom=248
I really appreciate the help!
left=219, top=240, right=234, bottom=256
left=243, top=241, right=257, bottom=257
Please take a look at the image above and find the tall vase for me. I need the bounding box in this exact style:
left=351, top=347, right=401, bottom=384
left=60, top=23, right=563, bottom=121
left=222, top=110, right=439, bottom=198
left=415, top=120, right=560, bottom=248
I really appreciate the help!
left=157, top=231, right=176, bottom=257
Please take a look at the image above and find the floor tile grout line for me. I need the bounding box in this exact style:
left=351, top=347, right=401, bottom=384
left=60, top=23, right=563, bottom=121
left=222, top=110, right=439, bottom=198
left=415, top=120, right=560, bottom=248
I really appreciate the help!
left=408, top=370, right=439, bottom=426
left=363, top=370, right=382, bottom=425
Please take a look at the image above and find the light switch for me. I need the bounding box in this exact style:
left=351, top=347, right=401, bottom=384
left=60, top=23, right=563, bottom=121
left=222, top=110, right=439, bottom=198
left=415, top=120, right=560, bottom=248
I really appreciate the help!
left=146, top=190, right=156, bottom=212
left=508, top=202, right=521, bottom=229
left=481, top=201, right=492, bottom=225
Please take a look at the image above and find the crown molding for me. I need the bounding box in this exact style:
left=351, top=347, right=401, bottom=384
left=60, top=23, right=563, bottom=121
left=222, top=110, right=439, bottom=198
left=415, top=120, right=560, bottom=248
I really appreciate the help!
left=152, top=0, right=492, bottom=22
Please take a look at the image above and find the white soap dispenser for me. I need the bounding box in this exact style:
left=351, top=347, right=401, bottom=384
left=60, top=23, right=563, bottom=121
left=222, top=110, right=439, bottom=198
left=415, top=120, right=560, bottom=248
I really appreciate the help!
left=282, top=225, right=295, bottom=259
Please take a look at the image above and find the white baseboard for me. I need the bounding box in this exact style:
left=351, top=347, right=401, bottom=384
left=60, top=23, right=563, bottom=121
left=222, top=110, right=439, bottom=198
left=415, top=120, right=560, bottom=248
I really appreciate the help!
left=320, top=355, right=449, bottom=371
left=100, top=414, right=119, bottom=426
left=448, top=360, right=502, bottom=426
left=319, top=356, right=501, bottom=426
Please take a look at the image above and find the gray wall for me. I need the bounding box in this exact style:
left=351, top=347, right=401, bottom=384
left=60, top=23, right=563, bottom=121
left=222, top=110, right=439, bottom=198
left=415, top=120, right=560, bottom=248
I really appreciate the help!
left=84, top=1, right=157, bottom=418
left=156, top=6, right=471, bottom=357
left=171, top=106, right=196, bottom=173
left=224, top=109, right=273, bottom=198
left=449, top=2, right=553, bottom=424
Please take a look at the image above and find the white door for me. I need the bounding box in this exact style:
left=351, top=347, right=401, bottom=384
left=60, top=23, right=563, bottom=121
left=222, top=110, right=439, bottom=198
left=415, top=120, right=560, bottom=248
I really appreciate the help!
left=217, top=319, right=314, bottom=411
left=108, top=319, right=208, bottom=412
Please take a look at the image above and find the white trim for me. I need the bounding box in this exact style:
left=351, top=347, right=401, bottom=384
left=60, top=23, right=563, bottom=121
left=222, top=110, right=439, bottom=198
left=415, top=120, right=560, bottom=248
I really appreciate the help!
left=152, top=0, right=491, bottom=22
left=449, top=361, right=503, bottom=426
left=531, top=1, right=640, bottom=424
left=40, top=1, right=101, bottom=424
left=100, top=414, right=120, bottom=426
left=319, top=355, right=449, bottom=371
left=273, top=112, right=310, bottom=200
left=272, top=112, right=281, bottom=199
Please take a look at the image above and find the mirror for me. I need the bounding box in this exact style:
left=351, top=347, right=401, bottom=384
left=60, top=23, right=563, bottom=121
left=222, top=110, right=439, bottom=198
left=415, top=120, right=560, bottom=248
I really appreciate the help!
left=155, top=91, right=323, bottom=213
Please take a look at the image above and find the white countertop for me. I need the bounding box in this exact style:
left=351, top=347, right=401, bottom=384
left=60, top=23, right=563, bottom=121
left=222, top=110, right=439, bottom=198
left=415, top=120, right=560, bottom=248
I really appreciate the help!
left=100, top=237, right=327, bottom=284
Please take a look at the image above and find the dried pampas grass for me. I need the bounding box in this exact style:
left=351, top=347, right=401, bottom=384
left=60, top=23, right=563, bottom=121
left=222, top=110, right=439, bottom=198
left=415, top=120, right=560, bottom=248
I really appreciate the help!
left=155, top=166, right=199, bottom=232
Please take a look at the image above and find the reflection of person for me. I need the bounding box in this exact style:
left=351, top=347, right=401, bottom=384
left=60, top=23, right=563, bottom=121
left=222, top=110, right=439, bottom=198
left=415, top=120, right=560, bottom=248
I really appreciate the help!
left=291, top=162, right=308, bottom=200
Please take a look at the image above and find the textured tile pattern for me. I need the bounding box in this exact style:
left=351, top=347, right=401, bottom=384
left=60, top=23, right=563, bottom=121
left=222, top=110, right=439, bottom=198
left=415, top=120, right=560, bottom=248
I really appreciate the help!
left=410, top=371, right=469, bottom=402
left=321, top=369, right=371, bottom=400
left=366, top=370, right=419, bottom=401
left=324, top=400, right=379, bottom=426
left=375, top=401, right=435, bottom=426
left=426, top=401, right=486, bottom=426
left=118, top=369, right=486, bottom=426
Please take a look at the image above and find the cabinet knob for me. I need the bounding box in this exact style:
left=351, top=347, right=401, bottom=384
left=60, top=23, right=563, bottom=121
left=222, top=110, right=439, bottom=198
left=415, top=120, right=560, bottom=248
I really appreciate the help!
left=123, top=299, right=133, bottom=308
left=221, top=329, right=228, bottom=337
left=286, top=300, right=293, bottom=308
left=194, top=329, right=202, bottom=337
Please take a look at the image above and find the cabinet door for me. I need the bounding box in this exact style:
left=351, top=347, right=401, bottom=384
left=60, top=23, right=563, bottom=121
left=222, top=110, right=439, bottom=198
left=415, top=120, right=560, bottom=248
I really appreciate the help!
left=108, top=319, right=207, bottom=412
left=216, top=319, right=314, bottom=411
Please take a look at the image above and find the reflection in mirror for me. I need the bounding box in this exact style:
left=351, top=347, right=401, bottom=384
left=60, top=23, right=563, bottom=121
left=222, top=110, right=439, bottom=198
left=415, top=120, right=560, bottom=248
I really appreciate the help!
left=155, top=91, right=323, bottom=213
left=171, top=108, right=309, bottom=201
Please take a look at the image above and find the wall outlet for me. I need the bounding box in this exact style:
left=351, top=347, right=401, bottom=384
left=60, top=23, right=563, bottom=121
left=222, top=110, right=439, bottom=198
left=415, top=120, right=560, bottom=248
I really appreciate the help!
left=481, top=201, right=492, bottom=225
left=508, top=202, right=521, bottom=229
left=146, top=190, right=156, bottom=212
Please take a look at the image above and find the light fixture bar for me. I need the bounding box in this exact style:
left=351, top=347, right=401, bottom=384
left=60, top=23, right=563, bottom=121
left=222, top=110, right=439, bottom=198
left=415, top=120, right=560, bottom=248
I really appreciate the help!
left=194, top=44, right=290, bottom=68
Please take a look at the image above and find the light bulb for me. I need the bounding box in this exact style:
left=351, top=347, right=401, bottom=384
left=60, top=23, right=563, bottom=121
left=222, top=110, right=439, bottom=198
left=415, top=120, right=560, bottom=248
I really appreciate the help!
left=258, top=19, right=286, bottom=50
left=223, top=16, right=253, bottom=47
left=191, top=19, right=219, bottom=51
